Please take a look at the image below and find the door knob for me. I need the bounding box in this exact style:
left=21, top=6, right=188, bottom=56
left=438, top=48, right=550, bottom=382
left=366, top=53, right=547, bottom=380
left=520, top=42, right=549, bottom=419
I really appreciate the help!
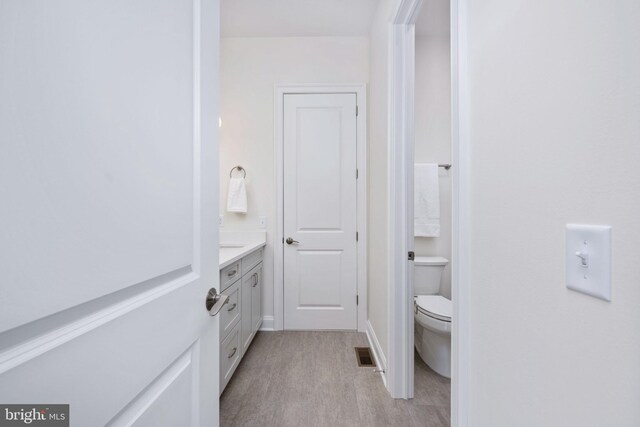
left=205, top=288, right=229, bottom=316
left=285, top=237, right=299, bottom=245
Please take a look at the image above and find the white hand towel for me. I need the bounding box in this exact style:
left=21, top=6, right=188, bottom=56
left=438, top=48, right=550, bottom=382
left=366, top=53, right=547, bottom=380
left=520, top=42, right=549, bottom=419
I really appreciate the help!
left=227, top=178, right=247, bottom=213
left=414, top=163, right=440, bottom=237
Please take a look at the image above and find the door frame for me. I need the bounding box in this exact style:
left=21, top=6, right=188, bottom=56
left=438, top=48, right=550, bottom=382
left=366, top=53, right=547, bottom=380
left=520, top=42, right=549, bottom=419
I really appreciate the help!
left=387, top=0, right=470, bottom=425
left=273, top=84, right=368, bottom=332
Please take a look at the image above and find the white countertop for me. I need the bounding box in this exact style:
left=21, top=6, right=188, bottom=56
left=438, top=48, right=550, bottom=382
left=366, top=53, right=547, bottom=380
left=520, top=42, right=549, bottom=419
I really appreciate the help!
left=219, top=231, right=267, bottom=269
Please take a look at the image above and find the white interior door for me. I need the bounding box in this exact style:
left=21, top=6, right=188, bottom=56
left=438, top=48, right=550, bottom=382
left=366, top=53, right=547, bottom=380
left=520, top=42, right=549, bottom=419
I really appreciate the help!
left=0, top=0, right=220, bottom=425
left=283, top=93, right=358, bottom=330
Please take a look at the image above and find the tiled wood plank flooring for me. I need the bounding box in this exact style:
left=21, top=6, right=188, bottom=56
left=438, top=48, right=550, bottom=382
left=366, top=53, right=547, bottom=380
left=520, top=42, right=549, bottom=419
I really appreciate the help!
left=220, top=331, right=450, bottom=427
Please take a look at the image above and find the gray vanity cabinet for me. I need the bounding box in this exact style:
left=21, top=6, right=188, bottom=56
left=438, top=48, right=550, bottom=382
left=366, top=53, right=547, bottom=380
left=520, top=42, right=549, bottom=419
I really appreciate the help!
left=219, top=247, right=263, bottom=394
left=241, top=263, right=263, bottom=355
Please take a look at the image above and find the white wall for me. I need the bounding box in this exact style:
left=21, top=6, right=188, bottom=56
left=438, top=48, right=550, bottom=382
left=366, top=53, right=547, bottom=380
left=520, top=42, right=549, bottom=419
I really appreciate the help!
left=466, top=0, right=640, bottom=425
left=220, top=36, right=369, bottom=324
left=368, top=0, right=401, bottom=366
left=414, top=34, right=452, bottom=298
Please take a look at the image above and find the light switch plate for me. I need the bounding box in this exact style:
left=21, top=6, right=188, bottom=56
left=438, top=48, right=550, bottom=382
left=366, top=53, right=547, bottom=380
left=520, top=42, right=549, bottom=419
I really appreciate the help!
left=258, top=216, right=267, bottom=229
left=219, top=215, right=224, bottom=228
left=566, top=224, right=611, bottom=301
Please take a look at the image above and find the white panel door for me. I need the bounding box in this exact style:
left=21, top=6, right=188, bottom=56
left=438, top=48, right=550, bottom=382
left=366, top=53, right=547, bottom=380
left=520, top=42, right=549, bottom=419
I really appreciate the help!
left=283, top=93, right=358, bottom=330
left=0, top=0, right=220, bottom=426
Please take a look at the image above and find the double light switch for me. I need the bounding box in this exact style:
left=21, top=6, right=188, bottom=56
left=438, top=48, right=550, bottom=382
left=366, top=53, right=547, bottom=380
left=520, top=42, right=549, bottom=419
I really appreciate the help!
left=565, top=224, right=612, bottom=301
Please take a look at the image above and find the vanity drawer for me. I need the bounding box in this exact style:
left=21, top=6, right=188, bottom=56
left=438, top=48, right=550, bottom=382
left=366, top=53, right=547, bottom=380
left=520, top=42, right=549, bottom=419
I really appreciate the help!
left=220, top=261, right=241, bottom=291
left=241, top=248, right=263, bottom=276
left=220, top=321, right=241, bottom=395
left=220, top=279, right=241, bottom=340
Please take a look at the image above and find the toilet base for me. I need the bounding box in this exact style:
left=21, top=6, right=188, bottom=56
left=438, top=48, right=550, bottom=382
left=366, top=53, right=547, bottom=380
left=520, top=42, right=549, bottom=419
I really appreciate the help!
left=415, top=320, right=451, bottom=378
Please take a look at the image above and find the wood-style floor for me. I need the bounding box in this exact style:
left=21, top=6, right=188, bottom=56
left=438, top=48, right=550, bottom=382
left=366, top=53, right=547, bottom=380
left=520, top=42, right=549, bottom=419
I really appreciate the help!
left=220, top=331, right=450, bottom=427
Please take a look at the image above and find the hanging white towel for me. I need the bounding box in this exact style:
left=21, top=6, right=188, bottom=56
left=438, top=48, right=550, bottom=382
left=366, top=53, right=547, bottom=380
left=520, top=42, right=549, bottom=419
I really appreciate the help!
left=414, top=163, right=440, bottom=237
left=227, top=178, right=247, bottom=213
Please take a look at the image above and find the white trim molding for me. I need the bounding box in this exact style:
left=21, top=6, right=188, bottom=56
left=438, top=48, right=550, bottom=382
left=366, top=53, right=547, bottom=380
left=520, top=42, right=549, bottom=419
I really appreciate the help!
left=387, top=0, right=470, bottom=424
left=387, top=0, right=423, bottom=400
left=366, top=320, right=388, bottom=388
left=273, top=84, right=368, bottom=332
left=450, top=0, right=470, bottom=425
left=259, top=316, right=275, bottom=331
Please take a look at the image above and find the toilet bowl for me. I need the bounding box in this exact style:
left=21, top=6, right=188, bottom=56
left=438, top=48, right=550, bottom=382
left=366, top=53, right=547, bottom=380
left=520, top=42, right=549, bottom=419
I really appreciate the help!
left=414, top=295, right=451, bottom=378
left=414, top=256, right=451, bottom=378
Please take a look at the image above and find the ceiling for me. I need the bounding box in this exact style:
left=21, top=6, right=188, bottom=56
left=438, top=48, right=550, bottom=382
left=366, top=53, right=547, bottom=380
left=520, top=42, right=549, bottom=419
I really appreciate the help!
left=221, top=0, right=380, bottom=38
left=415, top=0, right=450, bottom=37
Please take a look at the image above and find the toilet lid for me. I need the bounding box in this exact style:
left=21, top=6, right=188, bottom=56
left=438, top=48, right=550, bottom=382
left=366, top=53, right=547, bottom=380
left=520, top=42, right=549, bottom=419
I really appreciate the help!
left=415, top=295, right=452, bottom=322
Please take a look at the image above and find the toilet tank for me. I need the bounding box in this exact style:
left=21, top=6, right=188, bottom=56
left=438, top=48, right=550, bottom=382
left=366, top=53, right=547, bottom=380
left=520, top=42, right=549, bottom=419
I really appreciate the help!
left=414, top=256, right=448, bottom=295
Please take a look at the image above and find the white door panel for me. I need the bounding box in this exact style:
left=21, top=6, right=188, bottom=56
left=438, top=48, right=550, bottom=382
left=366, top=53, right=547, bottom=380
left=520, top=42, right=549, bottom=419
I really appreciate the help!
left=0, top=0, right=195, bottom=333
left=0, top=0, right=220, bottom=425
left=283, top=93, right=357, bottom=330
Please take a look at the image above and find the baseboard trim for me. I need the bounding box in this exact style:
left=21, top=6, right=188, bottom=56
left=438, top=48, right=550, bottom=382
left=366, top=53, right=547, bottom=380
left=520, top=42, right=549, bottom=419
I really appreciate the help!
left=259, top=316, right=274, bottom=331
left=366, top=320, right=388, bottom=388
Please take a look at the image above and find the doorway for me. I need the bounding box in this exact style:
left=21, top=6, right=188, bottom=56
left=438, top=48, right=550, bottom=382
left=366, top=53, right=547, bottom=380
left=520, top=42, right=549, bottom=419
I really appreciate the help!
left=274, top=85, right=368, bottom=332
left=387, top=0, right=469, bottom=423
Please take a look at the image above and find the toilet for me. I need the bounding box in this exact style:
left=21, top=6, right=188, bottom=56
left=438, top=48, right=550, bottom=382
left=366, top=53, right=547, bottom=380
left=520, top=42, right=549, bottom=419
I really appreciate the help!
left=414, top=256, right=451, bottom=378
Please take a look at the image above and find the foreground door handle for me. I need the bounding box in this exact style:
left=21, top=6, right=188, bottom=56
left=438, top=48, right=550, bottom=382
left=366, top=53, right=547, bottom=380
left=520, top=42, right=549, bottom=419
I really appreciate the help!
left=206, top=288, right=229, bottom=316
left=285, top=237, right=299, bottom=245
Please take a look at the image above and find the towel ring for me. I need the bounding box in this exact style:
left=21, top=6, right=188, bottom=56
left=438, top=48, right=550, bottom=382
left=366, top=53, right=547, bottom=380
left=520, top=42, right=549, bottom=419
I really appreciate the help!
left=229, top=165, right=246, bottom=178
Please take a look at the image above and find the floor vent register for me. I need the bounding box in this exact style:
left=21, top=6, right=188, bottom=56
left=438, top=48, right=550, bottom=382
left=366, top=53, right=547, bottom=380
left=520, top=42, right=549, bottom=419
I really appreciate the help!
left=354, top=347, right=376, bottom=367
